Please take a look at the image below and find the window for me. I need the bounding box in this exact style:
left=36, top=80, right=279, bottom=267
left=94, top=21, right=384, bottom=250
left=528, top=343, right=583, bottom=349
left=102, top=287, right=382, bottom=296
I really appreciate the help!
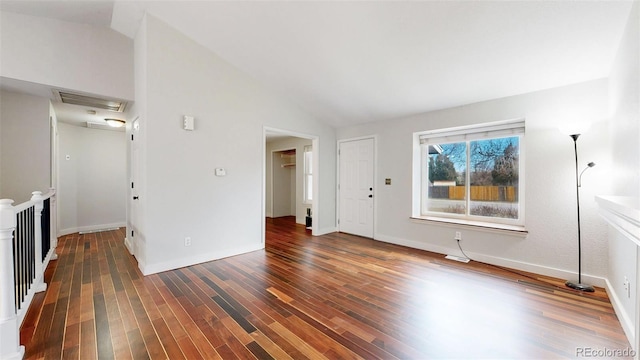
left=303, top=145, right=313, bottom=203
left=416, top=119, right=525, bottom=227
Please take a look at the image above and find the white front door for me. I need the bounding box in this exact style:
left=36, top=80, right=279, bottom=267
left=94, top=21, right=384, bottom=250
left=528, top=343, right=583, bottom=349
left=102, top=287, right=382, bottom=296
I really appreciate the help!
left=339, top=138, right=374, bottom=238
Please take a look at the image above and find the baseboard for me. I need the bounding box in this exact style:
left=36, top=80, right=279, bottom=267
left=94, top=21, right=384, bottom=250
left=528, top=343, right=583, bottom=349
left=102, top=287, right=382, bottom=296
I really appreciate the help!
left=374, top=233, right=607, bottom=287
left=124, top=237, right=134, bottom=255
left=59, top=222, right=126, bottom=236
left=375, top=233, right=462, bottom=260
left=314, top=227, right=337, bottom=236
left=140, top=243, right=265, bottom=276
left=605, top=278, right=636, bottom=350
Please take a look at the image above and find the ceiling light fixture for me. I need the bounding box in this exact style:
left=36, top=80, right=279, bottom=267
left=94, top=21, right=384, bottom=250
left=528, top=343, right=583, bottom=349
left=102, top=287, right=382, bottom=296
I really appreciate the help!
left=105, top=118, right=126, bottom=128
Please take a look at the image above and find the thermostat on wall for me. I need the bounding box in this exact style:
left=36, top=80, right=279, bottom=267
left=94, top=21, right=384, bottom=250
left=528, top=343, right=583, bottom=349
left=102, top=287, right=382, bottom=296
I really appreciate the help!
left=183, top=115, right=195, bottom=131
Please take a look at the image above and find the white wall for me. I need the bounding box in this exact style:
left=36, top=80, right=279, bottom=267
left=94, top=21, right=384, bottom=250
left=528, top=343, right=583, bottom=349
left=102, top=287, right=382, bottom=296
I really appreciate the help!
left=606, top=1, right=639, bottom=350
left=0, top=11, right=134, bottom=101
left=0, top=91, right=51, bottom=204
left=266, top=137, right=313, bottom=224
left=127, top=14, right=149, bottom=268
left=49, top=102, right=58, bottom=193
left=338, top=79, right=611, bottom=284
left=58, top=123, right=127, bottom=235
left=132, top=15, right=336, bottom=275
left=609, top=2, right=640, bottom=198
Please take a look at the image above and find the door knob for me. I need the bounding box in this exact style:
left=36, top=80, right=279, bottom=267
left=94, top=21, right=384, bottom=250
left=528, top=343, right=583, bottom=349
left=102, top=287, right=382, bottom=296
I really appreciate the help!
left=368, top=194, right=373, bottom=198
left=133, top=196, right=139, bottom=200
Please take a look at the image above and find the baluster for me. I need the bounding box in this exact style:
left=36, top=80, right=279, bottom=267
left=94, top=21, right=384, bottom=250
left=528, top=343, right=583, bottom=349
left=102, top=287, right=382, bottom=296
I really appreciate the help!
left=0, top=199, right=25, bottom=360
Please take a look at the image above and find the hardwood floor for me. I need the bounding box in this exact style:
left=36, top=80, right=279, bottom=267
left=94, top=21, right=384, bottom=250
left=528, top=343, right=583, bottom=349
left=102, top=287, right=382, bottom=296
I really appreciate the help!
left=21, top=216, right=632, bottom=359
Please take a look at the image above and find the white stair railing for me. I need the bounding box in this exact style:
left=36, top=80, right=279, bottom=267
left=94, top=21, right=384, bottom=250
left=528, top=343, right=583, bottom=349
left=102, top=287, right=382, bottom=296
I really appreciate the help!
left=0, top=189, right=57, bottom=360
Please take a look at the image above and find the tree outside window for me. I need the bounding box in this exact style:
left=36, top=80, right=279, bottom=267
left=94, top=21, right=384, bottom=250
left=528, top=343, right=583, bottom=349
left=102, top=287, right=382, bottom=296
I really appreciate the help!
left=419, top=121, right=524, bottom=226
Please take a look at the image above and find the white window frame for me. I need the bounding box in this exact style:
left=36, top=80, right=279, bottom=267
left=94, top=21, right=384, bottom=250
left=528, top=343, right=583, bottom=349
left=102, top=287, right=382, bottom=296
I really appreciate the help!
left=303, top=145, right=313, bottom=204
left=414, top=119, right=526, bottom=229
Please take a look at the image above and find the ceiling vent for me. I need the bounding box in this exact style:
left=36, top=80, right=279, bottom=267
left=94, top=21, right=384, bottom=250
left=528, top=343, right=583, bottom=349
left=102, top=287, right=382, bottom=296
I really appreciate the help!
left=54, top=90, right=127, bottom=112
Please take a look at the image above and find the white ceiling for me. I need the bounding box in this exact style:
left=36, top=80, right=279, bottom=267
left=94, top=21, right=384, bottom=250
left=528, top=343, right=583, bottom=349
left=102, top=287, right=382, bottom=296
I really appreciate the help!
left=0, top=1, right=634, bottom=128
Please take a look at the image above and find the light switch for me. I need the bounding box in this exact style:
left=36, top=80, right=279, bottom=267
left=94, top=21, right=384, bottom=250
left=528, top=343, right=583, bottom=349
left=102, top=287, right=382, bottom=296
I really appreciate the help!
left=215, top=168, right=226, bottom=177
left=183, top=115, right=195, bottom=131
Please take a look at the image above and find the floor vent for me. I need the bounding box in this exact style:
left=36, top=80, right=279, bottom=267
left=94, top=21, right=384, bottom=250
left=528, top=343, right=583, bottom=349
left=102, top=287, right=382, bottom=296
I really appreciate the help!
left=79, top=227, right=120, bottom=235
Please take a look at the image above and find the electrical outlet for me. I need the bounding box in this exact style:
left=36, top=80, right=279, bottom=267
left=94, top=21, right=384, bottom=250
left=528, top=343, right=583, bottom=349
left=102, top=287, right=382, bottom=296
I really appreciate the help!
left=184, top=237, right=191, bottom=247
left=455, top=231, right=462, bottom=241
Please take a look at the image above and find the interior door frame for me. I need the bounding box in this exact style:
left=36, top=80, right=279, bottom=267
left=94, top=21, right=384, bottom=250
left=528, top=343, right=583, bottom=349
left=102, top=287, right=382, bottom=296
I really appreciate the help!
left=269, top=147, right=296, bottom=219
left=127, top=116, right=140, bottom=257
left=336, top=135, right=377, bottom=238
left=263, top=127, right=319, bottom=243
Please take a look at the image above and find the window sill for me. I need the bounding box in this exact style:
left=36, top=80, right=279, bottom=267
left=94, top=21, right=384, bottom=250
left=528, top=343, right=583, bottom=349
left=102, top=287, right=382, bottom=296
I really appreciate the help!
left=410, top=216, right=528, bottom=237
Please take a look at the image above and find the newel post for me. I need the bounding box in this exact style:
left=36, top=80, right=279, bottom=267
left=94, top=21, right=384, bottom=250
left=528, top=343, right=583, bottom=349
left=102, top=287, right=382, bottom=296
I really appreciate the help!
left=0, top=199, right=25, bottom=360
left=31, top=192, right=47, bottom=293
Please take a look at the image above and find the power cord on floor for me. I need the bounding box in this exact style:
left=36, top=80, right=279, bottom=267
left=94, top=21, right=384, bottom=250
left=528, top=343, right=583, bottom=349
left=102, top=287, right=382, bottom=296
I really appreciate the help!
left=455, top=239, right=579, bottom=292
left=456, top=239, right=471, bottom=260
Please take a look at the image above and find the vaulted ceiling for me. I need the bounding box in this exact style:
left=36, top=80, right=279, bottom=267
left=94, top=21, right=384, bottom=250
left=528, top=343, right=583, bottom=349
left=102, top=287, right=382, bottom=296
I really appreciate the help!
left=0, top=0, right=634, bottom=127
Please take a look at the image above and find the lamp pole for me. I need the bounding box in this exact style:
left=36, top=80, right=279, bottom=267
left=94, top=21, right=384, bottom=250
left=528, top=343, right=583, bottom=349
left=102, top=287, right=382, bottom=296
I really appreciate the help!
left=565, top=134, right=595, bottom=292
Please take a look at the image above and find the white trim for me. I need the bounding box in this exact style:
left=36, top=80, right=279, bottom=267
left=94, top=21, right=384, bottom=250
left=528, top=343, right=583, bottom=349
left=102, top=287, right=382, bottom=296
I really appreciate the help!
left=596, top=196, right=640, bottom=247
left=139, top=243, right=264, bottom=276
left=315, top=226, right=338, bottom=236
left=596, top=195, right=640, bottom=355
left=263, top=126, right=320, bottom=238
left=59, top=222, right=126, bottom=236
left=303, top=145, right=313, bottom=205
left=374, top=232, right=606, bottom=287
left=269, top=146, right=296, bottom=220
left=310, top=137, right=319, bottom=236
left=13, top=200, right=35, bottom=213
left=409, top=216, right=528, bottom=237
left=606, top=277, right=636, bottom=349
left=124, top=236, right=134, bottom=255
left=128, top=115, right=141, bottom=260
left=418, top=118, right=525, bottom=143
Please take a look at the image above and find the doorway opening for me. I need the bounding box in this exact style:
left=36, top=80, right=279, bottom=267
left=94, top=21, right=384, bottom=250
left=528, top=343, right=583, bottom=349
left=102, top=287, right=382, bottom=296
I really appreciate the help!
left=270, top=148, right=297, bottom=219
left=263, top=128, right=319, bottom=244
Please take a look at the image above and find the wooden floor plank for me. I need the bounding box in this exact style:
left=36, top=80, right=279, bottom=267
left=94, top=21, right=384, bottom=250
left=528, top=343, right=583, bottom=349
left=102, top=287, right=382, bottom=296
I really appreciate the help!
left=19, top=218, right=633, bottom=359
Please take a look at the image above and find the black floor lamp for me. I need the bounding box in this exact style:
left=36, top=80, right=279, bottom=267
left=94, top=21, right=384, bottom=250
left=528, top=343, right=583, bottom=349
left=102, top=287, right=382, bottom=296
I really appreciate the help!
left=565, top=133, right=596, bottom=292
